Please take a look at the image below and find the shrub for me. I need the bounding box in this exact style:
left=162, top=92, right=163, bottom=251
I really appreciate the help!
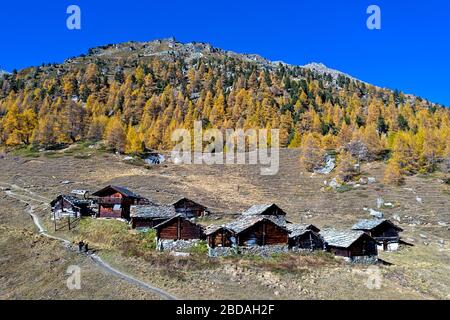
left=336, top=184, right=353, bottom=193
left=299, top=133, right=325, bottom=172
left=188, top=241, right=209, bottom=255
left=138, top=229, right=157, bottom=250
left=384, top=161, right=405, bottom=186
left=11, top=146, right=41, bottom=158
left=336, top=151, right=358, bottom=182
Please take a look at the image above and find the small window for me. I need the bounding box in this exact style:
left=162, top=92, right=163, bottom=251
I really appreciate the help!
left=113, top=204, right=121, bottom=211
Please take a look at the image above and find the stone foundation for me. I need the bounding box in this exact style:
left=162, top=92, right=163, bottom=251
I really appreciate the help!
left=157, top=239, right=202, bottom=252
left=208, top=244, right=288, bottom=257
left=347, top=255, right=378, bottom=264
left=290, top=246, right=324, bottom=253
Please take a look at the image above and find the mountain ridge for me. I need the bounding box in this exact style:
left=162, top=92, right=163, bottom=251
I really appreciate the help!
left=35, top=38, right=443, bottom=106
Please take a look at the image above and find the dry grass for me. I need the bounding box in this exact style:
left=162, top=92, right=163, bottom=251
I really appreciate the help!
left=0, top=149, right=449, bottom=299
left=0, top=225, right=161, bottom=300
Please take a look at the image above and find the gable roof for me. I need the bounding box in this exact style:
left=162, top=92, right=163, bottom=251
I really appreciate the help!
left=92, top=185, right=143, bottom=198
left=287, top=223, right=320, bottom=233
left=287, top=226, right=310, bottom=238
left=130, top=204, right=177, bottom=219
left=171, top=197, right=207, bottom=209
left=286, top=223, right=321, bottom=238
left=153, top=214, right=201, bottom=230
left=242, top=204, right=287, bottom=216
left=321, top=229, right=376, bottom=248
left=50, top=195, right=91, bottom=208
left=204, top=225, right=235, bottom=236
left=224, top=215, right=288, bottom=235
left=352, top=219, right=403, bottom=232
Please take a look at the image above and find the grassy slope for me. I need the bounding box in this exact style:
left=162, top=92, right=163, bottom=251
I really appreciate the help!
left=0, top=225, right=161, bottom=300
left=0, top=148, right=448, bottom=299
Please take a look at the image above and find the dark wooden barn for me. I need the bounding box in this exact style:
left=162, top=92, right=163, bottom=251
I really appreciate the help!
left=242, top=203, right=287, bottom=218
left=241, top=203, right=289, bottom=225
left=321, top=229, right=378, bottom=259
left=154, top=215, right=204, bottom=241
left=130, top=204, right=176, bottom=229
left=129, top=198, right=208, bottom=229
left=205, top=226, right=236, bottom=248
left=225, top=216, right=289, bottom=247
left=172, top=198, right=208, bottom=218
left=352, top=219, right=403, bottom=251
left=50, top=195, right=92, bottom=219
left=286, top=224, right=324, bottom=250
left=92, top=185, right=150, bottom=220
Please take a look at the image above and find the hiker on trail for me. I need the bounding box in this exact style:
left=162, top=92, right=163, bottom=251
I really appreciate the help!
left=78, top=241, right=84, bottom=252
left=84, top=242, right=89, bottom=253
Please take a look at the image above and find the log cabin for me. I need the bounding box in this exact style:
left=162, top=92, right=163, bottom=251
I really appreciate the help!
left=241, top=203, right=289, bottom=225
left=50, top=195, right=92, bottom=219
left=352, top=219, right=403, bottom=251
left=225, top=216, right=289, bottom=247
left=242, top=203, right=287, bottom=217
left=92, top=185, right=150, bottom=220
left=130, top=204, right=176, bottom=229
left=286, top=224, right=324, bottom=250
left=205, top=226, right=236, bottom=248
left=321, top=229, right=378, bottom=261
left=172, top=198, right=208, bottom=218
left=205, top=204, right=291, bottom=249
left=154, top=214, right=204, bottom=241
left=130, top=197, right=208, bottom=229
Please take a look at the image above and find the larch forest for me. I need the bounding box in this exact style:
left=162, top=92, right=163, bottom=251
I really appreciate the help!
left=0, top=39, right=449, bottom=185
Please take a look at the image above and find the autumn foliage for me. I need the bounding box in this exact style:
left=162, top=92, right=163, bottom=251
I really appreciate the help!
left=0, top=40, right=448, bottom=183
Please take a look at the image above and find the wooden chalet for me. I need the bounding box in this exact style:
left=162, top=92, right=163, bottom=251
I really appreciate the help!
left=205, top=226, right=236, bottom=248
left=130, top=197, right=208, bottom=229
left=286, top=224, right=324, bottom=250
left=321, top=229, right=378, bottom=259
left=171, top=198, right=208, bottom=218
left=243, top=203, right=287, bottom=218
left=92, top=185, right=150, bottom=220
left=205, top=204, right=291, bottom=248
left=50, top=195, right=92, bottom=219
left=130, top=204, right=176, bottom=229
left=352, top=219, right=403, bottom=251
left=223, top=216, right=289, bottom=247
left=154, top=215, right=204, bottom=241
left=239, top=203, right=290, bottom=227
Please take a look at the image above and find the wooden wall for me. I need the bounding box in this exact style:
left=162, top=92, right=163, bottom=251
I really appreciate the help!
left=98, top=205, right=122, bottom=218
left=207, top=229, right=234, bottom=248
left=371, top=224, right=400, bottom=240
left=238, top=220, right=288, bottom=246
left=131, top=218, right=168, bottom=229
left=289, top=231, right=323, bottom=250
left=349, top=235, right=378, bottom=256
left=329, top=247, right=352, bottom=257
left=98, top=195, right=134, bottom=220
left=264, top=205, right=285, bottom=217
left=157, top=217, right=203, bottom=240
left=328, top=234, right=378, bottom=257
left=174, top=200, right=205, bottom=218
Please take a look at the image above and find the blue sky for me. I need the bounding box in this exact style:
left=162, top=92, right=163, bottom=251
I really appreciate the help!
left=0, top=1, right=449, bottom=105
